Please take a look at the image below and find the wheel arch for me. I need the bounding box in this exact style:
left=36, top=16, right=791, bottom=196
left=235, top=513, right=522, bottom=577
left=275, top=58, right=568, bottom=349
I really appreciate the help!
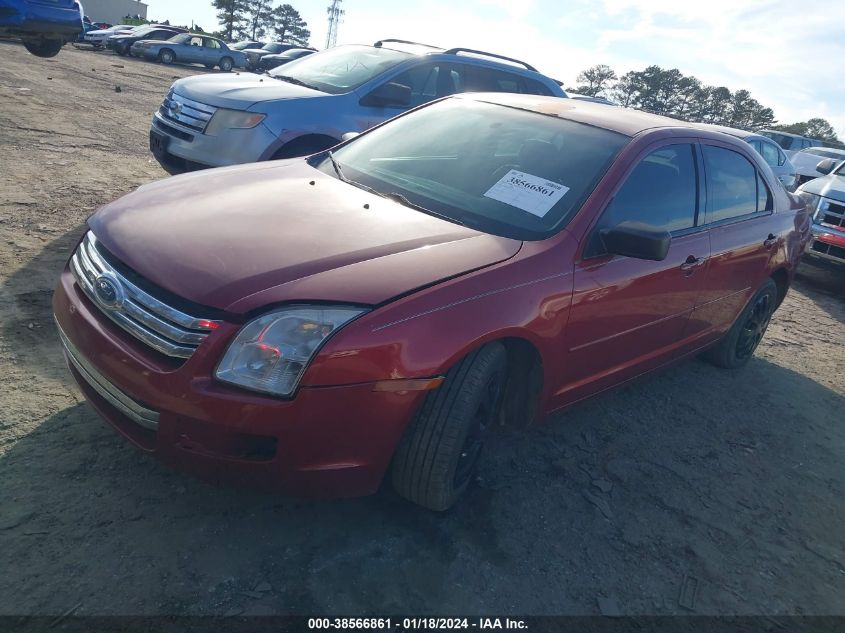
left=269, top=133, right=341, bottom=160
left=770, top=266, right=790, bottom=308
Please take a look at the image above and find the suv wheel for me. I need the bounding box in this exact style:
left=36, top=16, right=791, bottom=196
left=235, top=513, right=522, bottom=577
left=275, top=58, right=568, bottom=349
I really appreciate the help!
left=392, top=342, right=507, bottom=511
left=703, top=278, right=777, bottom=369
left=23, top=38, right=64, bottom=58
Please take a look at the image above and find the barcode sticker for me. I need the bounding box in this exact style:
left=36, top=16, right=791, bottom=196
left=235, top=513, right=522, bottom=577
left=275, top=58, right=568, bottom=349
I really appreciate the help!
left=484, top=170, right=569, bottom=217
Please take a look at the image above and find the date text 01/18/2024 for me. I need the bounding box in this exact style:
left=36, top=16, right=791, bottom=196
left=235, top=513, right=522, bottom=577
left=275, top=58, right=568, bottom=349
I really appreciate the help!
left=307, top=618, right=529, bottom=630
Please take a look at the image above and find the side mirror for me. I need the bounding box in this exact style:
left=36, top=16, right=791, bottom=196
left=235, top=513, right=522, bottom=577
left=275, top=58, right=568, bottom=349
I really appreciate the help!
left=341, top=132, right=359, bottom=142
left=815, top=158, right=837, bottom=175
left=600, top=221, right=672, bottom=261
left=360, top=82, right=412, bottom=108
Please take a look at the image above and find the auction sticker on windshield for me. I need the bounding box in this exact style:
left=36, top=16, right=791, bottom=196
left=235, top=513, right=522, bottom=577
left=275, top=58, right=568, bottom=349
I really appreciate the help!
left=484, top=169, right=570, bottom=217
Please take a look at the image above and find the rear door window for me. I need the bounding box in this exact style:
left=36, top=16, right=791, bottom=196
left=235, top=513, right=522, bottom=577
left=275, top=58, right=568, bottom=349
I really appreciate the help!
left=461, top=66, right=529, bottom=93
left=703, top=145, right=771, bottom=223
left=386, top=64, right=461, bottom=108
left=759, top=141, right=780, bottom=167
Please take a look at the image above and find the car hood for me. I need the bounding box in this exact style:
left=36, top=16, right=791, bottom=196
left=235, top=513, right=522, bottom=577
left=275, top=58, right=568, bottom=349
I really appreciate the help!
left=801, top=173, right=845, bottom=204
left=88, top=161, right=522, bottom=314
left=171, top=73, right=325, bottom=109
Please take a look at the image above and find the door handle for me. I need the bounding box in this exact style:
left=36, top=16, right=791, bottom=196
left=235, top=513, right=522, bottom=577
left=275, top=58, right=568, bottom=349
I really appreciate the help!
left=680, top=255, right=706, bottom=273
left=764, top=233, right=777, bottom=249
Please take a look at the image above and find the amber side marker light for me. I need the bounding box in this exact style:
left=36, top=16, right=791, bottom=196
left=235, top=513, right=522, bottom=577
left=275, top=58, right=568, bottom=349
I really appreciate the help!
left=372, top=377, right=445, bottom=393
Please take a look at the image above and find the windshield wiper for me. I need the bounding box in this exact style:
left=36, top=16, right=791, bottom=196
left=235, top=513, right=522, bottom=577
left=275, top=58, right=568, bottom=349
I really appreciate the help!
left=273, top=75, right=320, bottom=90
left=327, top=151, right=347, bottom=182
left=382, top=192, right=464, bottom=226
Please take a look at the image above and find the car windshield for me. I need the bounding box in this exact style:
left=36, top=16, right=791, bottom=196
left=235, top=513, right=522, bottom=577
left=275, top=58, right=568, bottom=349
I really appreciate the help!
left=315, top=97, right=629, bottom=240
left=269, top=45, right=412, bottom=94
left=262, top=43, right=284, bottom=53
left=130, top=27, right=155, bottom=36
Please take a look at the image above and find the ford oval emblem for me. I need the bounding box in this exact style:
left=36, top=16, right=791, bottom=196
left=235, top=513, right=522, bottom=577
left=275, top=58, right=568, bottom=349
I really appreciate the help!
left=93, top=273, right=126, bottom=311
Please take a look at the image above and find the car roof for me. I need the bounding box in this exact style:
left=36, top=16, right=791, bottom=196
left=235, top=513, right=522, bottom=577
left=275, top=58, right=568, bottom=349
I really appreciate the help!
left=458, top=93, right=746, bottom=138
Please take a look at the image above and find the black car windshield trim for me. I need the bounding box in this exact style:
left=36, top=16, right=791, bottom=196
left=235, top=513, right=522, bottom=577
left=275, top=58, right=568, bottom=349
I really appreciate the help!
left=312, top=98, right=629, bottom=240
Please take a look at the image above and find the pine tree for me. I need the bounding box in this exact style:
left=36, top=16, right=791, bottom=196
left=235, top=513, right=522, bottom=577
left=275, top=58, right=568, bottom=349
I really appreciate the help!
left=272, top=4, right=311, bottom=46
left=212, top=0, right=246, bottom=42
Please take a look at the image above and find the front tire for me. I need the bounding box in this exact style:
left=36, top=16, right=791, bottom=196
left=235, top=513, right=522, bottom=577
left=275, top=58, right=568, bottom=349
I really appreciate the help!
left=703, top=278, right=777, bottom=369
left=219, top=57, right=234, bottom=72
left=392, top=343, right=507, bottom=511
left=158, top=49, right=174, bottom=65
left=23, top=38, right=64, bottom=58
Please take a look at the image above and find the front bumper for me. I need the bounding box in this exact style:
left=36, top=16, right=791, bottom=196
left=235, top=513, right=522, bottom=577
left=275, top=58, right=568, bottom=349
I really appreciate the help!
left=150, top=111, right=279, bottom=174
left=804, top=222, right=845, bottom=267
left=53, top=266, right=425, bottom=497
left=0, top=0, right=82, bottom=38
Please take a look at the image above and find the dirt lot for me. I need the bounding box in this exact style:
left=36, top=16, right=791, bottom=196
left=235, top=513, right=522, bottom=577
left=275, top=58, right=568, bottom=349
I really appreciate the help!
left=0, top=40, right=844, bottom=617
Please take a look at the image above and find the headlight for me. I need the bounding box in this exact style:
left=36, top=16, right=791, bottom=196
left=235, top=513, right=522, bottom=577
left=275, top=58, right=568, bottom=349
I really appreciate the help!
left=797, top=190, right=821, bottom=213
left=215, top=305, right=367, bottom=397
left=205, top=108, right=266, bottom=136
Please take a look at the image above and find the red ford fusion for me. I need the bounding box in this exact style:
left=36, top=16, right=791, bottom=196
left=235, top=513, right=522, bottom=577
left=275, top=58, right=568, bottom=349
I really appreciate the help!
left=53, top=94, right=810, bottom=510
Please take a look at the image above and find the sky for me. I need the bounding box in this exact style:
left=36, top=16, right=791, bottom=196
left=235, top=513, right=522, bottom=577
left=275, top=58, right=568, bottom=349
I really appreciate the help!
left=143, top=0, right=845, bottom=137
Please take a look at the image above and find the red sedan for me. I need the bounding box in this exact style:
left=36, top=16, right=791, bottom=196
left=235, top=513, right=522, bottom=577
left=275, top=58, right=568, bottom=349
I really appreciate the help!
left=53, top=94, right=811, bottom=510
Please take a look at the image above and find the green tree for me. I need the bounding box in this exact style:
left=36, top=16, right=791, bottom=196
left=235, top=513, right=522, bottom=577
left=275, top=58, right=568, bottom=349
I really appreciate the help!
left=572, top=64, right=617, bottom=97
left=772, top=119, right=838, bottom=142
left=213, top=0, right=246, bottom=41
left=241, top=0, right=275, bottom=40
left=272, top=4, right=310, bottom=45
left=805, top=118, right=839, bottom=142
left=609, top=71, right=640, bottom=107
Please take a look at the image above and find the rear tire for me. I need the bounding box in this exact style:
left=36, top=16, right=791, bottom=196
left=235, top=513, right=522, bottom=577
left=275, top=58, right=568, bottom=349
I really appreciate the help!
left=219, top=57, right=234, bottom=72
left=158, top=49, right=174, bottom=65
left=703, top=278, right=777, bottom=369
left=23, top=38, right=64, bottom=58
left=392, top=343, right=507, bottom=511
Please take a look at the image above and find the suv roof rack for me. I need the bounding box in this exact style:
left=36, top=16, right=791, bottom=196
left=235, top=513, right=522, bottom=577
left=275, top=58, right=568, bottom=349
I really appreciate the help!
left=374, top=39, right=442, bottom=50
left=442, top=48, right=537, bottom=72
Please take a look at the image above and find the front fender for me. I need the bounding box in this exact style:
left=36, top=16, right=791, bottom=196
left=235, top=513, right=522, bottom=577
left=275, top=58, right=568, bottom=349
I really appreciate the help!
left=301, top=234, right=577, bottom=410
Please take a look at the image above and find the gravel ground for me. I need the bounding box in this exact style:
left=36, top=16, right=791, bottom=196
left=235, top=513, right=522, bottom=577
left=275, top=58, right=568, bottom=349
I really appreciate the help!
left=0, top=41, right=843, bottom=617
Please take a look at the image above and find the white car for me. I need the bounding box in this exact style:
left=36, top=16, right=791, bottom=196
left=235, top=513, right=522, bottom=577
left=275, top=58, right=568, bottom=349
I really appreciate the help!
left=791, top=147, right=845, bottom=186
left=84, top=24, right=135, bottom=47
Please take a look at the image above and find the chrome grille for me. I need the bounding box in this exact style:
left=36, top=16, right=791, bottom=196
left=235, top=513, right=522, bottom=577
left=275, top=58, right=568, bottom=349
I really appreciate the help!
left=70, top=231, right=220, bottom=359
left=817, top=200, right=845, bottom=229
left=158, top=91, right=216, bottom=133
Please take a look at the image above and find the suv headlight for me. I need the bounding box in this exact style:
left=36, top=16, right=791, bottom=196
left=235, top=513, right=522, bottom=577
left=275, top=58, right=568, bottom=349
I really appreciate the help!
left=205, top=109, right=266, bottom=136
left=215, top=305, right=367, bottom=397
left=796, top=189, right=821, bottom=214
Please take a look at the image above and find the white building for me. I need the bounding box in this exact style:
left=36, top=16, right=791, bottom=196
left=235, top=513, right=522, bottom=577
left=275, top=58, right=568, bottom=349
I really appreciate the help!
left=82, top=0, right=148, bottom=25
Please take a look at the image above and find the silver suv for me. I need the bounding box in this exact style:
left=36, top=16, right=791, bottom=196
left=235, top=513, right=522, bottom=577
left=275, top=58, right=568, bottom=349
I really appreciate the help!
left=149, top=39, right=567, bottom=174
